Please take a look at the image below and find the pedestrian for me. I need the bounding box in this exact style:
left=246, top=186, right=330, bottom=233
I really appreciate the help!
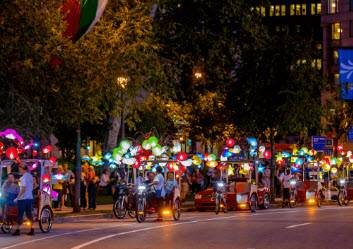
left=12, top=165, right=34, bottom=236
left=263, top=164, right=271, bottom=188
left=80, top=162, right=89, bottom=210
left=63, top=163, right=75, bottom=207
left=278, top=168, right=292, bottom=207
left=99, top=168, right=110, bottom=195
left=165, top=172, right=178, bottom=205
left=153, top=166, right=165, bottom=221
left=1, top=173, right=19, bottom=226
left=52, top=165, right=64, bottom=211
left=87, top=166, right=97, bottom=210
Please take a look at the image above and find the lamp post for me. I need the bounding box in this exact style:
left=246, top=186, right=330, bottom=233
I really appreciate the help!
left=117, top=76, right=128, bottom=139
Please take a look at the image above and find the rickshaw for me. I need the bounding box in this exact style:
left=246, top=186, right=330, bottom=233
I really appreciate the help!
left=337, top=163, right=353, bottom=206
left=0, top=159, right=54, bottom=233
left=135, top=161, right=181, bottom=223
left=292, top=162, right=325, bottom=207
left=195, top=160, right=271, bottom=212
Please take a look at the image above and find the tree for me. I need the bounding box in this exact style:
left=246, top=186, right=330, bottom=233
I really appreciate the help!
left=226, top=34, right=324, bottom=196
left=153, top=0, right=265, bottom=145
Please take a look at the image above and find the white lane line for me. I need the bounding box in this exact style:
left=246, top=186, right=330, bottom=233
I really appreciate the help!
left=286, top=222, right=311, bottom=229
left=70, top=209, right=308, bottom=249
left=0, top=223, right=132, bottom=249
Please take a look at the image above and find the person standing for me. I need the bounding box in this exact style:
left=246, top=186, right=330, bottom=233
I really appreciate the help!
left=63, top=164, right=75, bottom=207
left=80, top=163, right=89, bottom=210
left=99, top=168, right=110, bottom=195
left=13, top=165, right=34, bottom=236
left=153, top=166, right=165, bottom=221
left=87, top=166, right=97, bottom=210
left=52, top=166, right=64, bottom=211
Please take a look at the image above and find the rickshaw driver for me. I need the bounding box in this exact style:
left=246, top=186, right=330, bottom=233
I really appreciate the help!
left=12, top=165, right=34, bottom=236
left=153, top=166, right=166, bottom=221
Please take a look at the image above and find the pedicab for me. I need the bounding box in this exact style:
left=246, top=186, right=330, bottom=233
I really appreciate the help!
left=337, top=162, right=353, bottom=206
left=195, top=160, right=271, bottom=212
left=135, top=160, right=181, bottom=223
left=292, top=161, right=326, bottom=207
left=0, top=159, right=54, bottom=233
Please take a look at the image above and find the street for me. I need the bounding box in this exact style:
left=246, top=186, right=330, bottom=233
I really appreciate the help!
left=1, top=206, right=353, bottom=249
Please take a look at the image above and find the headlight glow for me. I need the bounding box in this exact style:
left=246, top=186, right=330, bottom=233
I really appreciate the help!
left=290, top=180, right=297, bottom=186
left=138, top=185, right=146, bottom=191
left=217, top=182, right=224, bottom=187
left=236, top=194, right=248, bottom=203
left=339, top=179, right=346, bottom=186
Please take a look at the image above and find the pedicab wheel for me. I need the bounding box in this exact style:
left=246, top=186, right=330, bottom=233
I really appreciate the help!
left=172, top=198, right=181, bottom=221
left=250, top=194, right=257, bottom=213
left=1, top=223, right=13, bottom=233
left=39, top=206, right=53, bottom=233
left=338, top=191, right=345, bottom=206
left=113, top=198, right=127, bottom=219
left=289, top=193, right=297, bottom=208
left=128, top=210, right=136, bottom=218
left=136, top=200, right=146, bottom=223
left=262, top=193, right=271, bottom=209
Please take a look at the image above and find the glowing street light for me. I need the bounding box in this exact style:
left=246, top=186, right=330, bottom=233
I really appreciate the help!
left=194, top=71, right=203, bottom=79
left=117, top=76, right=128, bottom=89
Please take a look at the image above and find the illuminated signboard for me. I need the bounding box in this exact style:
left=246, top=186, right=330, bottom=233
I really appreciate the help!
left=338, top=49, right=353, bottom=100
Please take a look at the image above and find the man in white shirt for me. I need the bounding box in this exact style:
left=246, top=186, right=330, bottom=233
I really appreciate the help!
left=13, top=164, right=34, bottom=236
left=153, top=166, right=165, bottom=221
left=278, top=168, right=292, bottom=206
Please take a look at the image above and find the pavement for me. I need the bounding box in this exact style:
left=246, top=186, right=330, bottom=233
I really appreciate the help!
left=1, top=204, right=353, bottom=249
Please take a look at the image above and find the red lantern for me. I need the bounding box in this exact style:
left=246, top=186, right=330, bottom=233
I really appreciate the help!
left=42, top=174, right=50, bottom=183
left=177, top=152, right=187, bottom=161
left=179, top=165, right=186, bottom=173
left=6, top=147, right=18, bottom=160
left=0, top=142, right=4, bottom=150
left=264, top=150, right=271, bottom=159
left=42, top=145, right=52, bottom=154
left=226, top=138, right=235, bottom=147
left=32, top=150, right=38, bottom=157
left=49, top=156, right=56, bottom=164
left=132, top=159, right=141, bottom=169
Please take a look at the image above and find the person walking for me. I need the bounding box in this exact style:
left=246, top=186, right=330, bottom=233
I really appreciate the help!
left=87, top=166, right=97, bottom=210
left=63, top=164, right=75, bottom=207
left=80, top=163, right=89, bottom=210
left=12, top=165, right=34, bottom=236
left=153, top=166, right=165, bottom=221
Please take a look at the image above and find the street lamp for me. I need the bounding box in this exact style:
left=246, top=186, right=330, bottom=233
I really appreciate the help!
left=117, top=76, right=128, bottom=89
left=194, top=71, right=203, bottom=79
left=116, top=76, right=128, bottom=138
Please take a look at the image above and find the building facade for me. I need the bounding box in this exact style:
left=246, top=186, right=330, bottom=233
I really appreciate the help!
left=322, top=0, right=353, bottom=83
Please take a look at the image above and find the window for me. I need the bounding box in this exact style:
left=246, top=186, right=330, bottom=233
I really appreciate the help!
left=275, top=5, right=281, bottom=16
left=296, top=4, right=301, bottom=15
left=333, top=49, right=339, bottom=64
left=261, top=6, right=266, bottom=16
left=281, top=5, right=286, bottom=16
left=316, top=59, right=322, bottom=70
left=317, top=3, right=322, bottom=14
left=290, top=4, right=295, bottom=15
left=302, top=4, right=307, bottom=15
left=328, top=0, right=339, bottom=14
left=332, top=22, right=342, bottom=40
left=270, top=5, right=275, bottom=16
left=311, top=3, right=316, bottom=14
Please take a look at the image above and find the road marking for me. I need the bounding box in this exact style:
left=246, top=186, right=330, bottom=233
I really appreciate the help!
left=285, top=222, right=311, bottom=229
left=0, top=223, right=132, bottom=249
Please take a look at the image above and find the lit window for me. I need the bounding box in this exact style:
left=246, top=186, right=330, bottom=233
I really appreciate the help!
left=332, top=22, right=342, bottom=40
left=317, top=59, right=322, bottom=70
left=302, top=4, right=307, bottom=15
left=333, top=49, right=339, bottom=64
left=261, top=7, right=266, bottom=16
left=328, top=0, right=339, bottom=14
left=311, top=3, right=316, bottom=14
left=270, top=5, right=275, bottom=16
left=281, top=5, right=286, bottom=16
left=317, top=3, right=322, bottom=14
left=290, top=4, right=295, bottom=15
left=275, top=5, right=281, bottom=16
left=296, top=4, right=301, bottom=15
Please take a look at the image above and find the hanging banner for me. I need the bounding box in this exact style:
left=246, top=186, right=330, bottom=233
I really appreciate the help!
left=338, top=49, right=353, bottom=100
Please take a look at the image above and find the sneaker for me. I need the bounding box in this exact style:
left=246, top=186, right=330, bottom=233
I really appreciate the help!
left=27, top=229, right=34, bottom=236
left=12, top=229, right=20, bottom=236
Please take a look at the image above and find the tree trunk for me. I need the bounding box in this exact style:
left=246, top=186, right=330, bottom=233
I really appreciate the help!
left=270, top=128, right=276, bottom=201
left=73, top=125, right=82, bottom=213
left=106, top=116, right=122, bottom=151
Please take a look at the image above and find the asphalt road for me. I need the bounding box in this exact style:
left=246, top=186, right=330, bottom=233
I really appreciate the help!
left=1, top=206, right=353, bottom=249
